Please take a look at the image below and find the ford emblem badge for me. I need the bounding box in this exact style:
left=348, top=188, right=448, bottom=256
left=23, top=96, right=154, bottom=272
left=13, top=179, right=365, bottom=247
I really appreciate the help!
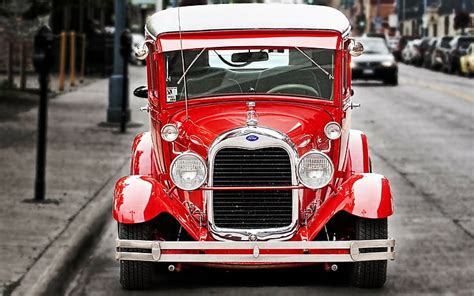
left=246, top=135, right=259, bottom=142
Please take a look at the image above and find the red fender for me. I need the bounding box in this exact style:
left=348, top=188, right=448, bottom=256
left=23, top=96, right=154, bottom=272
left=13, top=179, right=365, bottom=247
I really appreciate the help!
left=112, top=175, right=202, bottom=240
left=131, top=132, right=155, bottom=176
left=307, top=173, right=393, bottom=240
left=348, top=129, right=370, bottom=174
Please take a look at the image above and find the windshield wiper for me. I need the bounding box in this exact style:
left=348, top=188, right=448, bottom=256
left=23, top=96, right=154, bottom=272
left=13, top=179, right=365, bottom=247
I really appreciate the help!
left=294, top=47, right=334, bottom=80
left=177, top=47, right=207, bottom=85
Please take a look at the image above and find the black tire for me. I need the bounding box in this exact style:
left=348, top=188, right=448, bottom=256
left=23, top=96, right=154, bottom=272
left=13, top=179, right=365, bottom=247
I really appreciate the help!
left=119, top=222, right=153, bottom=290
left=383, top=75, right=398, bottom=86
left=351, top=217, right=388, bottom=288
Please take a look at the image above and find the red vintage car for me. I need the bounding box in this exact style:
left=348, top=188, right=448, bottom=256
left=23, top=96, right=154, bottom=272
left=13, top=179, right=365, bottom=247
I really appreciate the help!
left=113, top=4, right=395, bottom=290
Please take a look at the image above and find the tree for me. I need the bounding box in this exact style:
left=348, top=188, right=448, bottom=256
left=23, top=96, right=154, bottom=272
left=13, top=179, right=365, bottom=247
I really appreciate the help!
left=454, top=11, right=470, bottom=36
left=0, top=0, right=50, bottom=89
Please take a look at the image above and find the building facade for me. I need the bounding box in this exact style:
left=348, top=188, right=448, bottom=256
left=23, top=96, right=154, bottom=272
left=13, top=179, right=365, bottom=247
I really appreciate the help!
left=398, top=0, right=474, bottom=37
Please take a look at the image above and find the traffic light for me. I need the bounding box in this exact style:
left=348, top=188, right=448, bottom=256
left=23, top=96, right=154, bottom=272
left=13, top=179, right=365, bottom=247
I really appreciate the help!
left=356, top=13, right=367, bottom=33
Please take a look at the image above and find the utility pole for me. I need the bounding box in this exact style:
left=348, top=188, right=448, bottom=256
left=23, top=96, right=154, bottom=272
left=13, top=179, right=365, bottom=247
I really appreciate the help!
left=423, top=0, right=428, bottom=37
left=107, top=0, right=130, bottom=123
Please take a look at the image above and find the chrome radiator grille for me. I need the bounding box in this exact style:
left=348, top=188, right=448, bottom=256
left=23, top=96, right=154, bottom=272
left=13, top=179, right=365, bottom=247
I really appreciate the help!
left=212, top=147, right=293, bottom=229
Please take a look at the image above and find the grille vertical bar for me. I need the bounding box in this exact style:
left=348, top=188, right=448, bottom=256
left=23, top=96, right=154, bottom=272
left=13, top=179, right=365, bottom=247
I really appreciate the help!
left=212, top=147, right=293, bottom=229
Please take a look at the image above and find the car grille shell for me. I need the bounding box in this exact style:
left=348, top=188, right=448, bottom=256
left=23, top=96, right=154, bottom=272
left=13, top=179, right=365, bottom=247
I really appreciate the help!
left=212, top=147, right=293, bottom=229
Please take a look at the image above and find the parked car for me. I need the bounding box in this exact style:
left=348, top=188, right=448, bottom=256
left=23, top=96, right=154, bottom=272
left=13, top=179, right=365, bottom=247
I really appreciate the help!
left=114, top=3, right=396, bottom=290
left=446, top=36, right=474, bottom=74
left=402, top=39, right=422, bottom=65
left=393, top=35, right=417, bottom=61
left=387, top=36, right=400, bottom=52
left=363, top=32, right=388, bottom=44
left=460, top=43, right=474, bottom=76
left=352, top=37, right=398, bottom=85
left=418, top=37, right=432, bottom=66
left=423, top=38, right=438, bottom=68
left=431, top=36, right=453, bottom=70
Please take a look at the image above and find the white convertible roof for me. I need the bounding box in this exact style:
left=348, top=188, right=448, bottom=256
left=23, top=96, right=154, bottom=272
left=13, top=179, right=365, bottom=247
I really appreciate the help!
left=146, top=4, right=351, bottom=38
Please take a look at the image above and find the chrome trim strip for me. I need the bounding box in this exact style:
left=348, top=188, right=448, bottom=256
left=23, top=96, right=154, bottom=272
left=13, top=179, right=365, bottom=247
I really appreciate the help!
left=206, top=126, right=299, bottom=241
left=115, top=238, right=396, bottom=263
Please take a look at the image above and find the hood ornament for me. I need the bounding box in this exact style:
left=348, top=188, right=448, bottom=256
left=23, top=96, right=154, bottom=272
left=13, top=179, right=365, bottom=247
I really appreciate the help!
left=246, top=101, right=258, bottom=127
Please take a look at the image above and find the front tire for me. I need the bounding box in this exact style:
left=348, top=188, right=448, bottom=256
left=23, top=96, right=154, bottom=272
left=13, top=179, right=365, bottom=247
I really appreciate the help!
left=119, top=222, right=153, bottom=290
left=351, top=217, right=388, bottom=288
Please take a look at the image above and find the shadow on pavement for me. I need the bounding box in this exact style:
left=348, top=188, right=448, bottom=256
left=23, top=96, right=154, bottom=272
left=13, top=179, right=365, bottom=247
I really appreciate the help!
left=151, top=265, right=352, bottom=290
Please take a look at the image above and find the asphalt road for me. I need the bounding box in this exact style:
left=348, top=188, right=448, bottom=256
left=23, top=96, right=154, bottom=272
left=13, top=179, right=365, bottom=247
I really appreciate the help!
left=65, top=64, right=474, bottom=295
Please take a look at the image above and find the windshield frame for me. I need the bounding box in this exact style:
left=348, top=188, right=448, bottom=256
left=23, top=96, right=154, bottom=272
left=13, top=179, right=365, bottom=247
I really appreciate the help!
left=151, top=30, right=344, bottom=109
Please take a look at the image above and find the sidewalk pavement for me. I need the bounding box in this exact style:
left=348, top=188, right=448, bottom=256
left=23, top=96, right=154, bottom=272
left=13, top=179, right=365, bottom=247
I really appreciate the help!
left=0, top=66, right=148, bottom=295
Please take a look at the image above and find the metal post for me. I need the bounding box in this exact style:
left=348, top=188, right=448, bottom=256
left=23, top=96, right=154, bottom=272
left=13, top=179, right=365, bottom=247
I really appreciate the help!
left=423, top=0, right=428, bottom=37
left=119, top=30, right=132, bottom=133
left=107, top=0, right=130, bottom=123
left=58, top=32, right=66, bottom=91
left=20, top=42, right=27, bottom=90
left=80, top=34, right=86, bottom=83
left=32, top=26, right=54, bottom=202
left=7, top=41, right=14, bottom=88
left=70, top=31, right=76, bottom=87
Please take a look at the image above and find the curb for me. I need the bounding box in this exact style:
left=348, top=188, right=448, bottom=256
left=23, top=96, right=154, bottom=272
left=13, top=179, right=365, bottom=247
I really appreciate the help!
left=11, top=162, right=128, bottom=296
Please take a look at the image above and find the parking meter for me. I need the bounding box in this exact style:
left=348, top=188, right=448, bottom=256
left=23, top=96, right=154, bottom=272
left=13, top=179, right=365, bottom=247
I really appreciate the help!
left=33, top=26, right=54, bottom=202
left=33, top=26, right=54, bottom=75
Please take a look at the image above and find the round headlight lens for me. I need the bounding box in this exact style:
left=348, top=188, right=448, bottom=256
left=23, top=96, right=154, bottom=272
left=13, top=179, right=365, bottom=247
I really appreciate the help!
left=298, top=151, right=334, bottom=189
left=170, top=153, right=207, bottom=190
left=161, top=124, right=178, bottom=142
left=324, top=122, right=342, bottom=140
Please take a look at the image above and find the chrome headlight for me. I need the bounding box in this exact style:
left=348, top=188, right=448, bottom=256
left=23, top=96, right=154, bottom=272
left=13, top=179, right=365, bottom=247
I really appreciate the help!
left=324, top=122, right=342, bottom=140
left=297, top=151, right=334, bottom=189
left=161, top=124, right=179, bottom=142
left=170, top=153, right=207, bottom=190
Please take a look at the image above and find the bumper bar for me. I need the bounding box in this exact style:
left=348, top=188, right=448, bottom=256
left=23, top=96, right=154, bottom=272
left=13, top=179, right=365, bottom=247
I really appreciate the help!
left=116, top=239, right=395, bottom=263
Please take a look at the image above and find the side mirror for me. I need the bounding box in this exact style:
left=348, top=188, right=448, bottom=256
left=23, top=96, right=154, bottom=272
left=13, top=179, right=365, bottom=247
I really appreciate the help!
left=134, top=41, right=149, bottom=60
left=134, top=86, right=148, bottom=98
left=349, top=40, right=364, bottom=57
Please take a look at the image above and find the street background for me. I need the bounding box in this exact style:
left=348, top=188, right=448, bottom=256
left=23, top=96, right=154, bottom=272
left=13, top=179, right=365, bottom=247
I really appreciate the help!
left=0, top=0, right=473, bottom=295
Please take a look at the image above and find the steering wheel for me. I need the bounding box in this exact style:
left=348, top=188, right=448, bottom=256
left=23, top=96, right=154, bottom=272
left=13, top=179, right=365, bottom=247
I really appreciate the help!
left=266, top=84, right=320, bottom=97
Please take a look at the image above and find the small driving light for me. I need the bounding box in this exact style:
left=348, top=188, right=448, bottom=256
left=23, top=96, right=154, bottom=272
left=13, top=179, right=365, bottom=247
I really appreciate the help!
left=324, top=122, right=342, bottom=140
left=298, top=151, right=334, bottom=189
left=161, top=124, right=178, bottom=142
left=170, top=153, right=207, bottom=191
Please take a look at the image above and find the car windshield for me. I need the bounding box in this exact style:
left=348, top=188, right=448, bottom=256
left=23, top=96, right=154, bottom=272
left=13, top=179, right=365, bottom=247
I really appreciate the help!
left=164, top=47, right=335, bottom=102
left=440, top=37, right=453, bottom=48
left=458, top=38, right=474, bottom=50
left=359, top=38, right=390, bottom=54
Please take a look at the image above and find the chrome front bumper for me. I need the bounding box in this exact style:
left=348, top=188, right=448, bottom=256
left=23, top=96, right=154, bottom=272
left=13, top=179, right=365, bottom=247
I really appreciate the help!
left=116, top=239, right=395, bottom=263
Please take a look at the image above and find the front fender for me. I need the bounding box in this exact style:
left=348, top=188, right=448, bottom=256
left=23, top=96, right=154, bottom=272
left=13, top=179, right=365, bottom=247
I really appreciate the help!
left=112, top=175, right=201, bottom=240
left=348, top=129, right=370, bottom=174
left=307, top=173, right=393, bottom=240
left=131, top=132, right=155, bottom=176
left=341, top=173, right=393, bottom=218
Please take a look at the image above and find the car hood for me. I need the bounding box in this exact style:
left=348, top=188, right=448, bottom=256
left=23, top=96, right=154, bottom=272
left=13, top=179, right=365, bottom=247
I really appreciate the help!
left=168, top=100, right=336, bottom=157
left=353, top=54, right=394, bottom=63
